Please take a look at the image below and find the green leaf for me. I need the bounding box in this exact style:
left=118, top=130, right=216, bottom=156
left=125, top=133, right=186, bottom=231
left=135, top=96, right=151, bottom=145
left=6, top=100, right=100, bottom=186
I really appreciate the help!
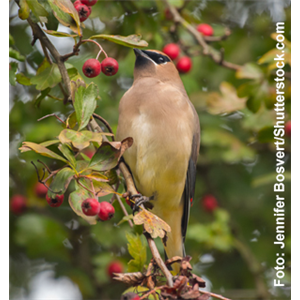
left=18, top=0, right=30, bottom=20
left=68, top=180, right=98, bottom=225
left=74, top=83, right=98, bottom=131
left=58, top=129, right=105, bottom=151
left=9, top=48, right=25, bottom=62
left=126, top=233, right=147, bottom=272
left=52, top=0, right=81, bottom=31
left=47, top=167, right=76, bottom=198
left=26, top=0, right=48, bottom=21
left=48, top=0, right=80, bottom=35
left=9, top=62, right=18, bottom=86
left=89, top=138, right=133, bottom=172
left=257, top=126, right=274, bottom=143
left=66, top=111, right=77, bottom=129
left=30, top=63, right=62, bottom=91
left=16, top=73, right=31, bottom=85
left=58, top=143, right=77, bottom=168
left=34, top=87, right=52, bottom=107
left=43, top=29, right=78, bottom=38
left=201, top=128, right=256, bottom=163
left=246, top=96, right=261, bottom=113
left=14, top=214, right=68, bottom=259
left=89, top=34, right=148, bottom=49
left=236, top=63, right=263, bottom=80
left=19, top=141, right=69, bottom=163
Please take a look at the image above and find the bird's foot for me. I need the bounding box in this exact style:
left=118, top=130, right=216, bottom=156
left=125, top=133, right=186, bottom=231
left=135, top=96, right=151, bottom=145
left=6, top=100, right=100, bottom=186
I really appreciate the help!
left=130, top=194, right=152, bottom=214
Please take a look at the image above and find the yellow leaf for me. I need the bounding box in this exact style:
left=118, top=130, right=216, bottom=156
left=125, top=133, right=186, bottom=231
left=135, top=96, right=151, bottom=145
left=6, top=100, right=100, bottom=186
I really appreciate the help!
left=133, top=207, right=171, bottom=239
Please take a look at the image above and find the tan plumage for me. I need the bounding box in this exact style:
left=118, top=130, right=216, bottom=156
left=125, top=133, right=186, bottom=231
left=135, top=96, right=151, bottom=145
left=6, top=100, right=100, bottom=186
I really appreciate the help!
left=116, top=49, right=200, bottom=273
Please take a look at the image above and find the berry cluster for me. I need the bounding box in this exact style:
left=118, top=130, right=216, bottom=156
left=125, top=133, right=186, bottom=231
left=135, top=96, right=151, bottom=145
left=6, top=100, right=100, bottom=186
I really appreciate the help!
left=73, top=0, right=119, bottom=78
left=10, top=181, right=116, bottom=223
left=82, top=56, right=119, bottom=78
left=81, top=198, right=115, bottom=221
left=162, top=18, right=214, bottom=74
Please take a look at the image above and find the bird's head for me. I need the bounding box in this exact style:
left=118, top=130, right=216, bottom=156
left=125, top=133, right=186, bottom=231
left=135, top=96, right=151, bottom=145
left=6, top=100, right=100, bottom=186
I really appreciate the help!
left=133, top=48, right=181, bottom=84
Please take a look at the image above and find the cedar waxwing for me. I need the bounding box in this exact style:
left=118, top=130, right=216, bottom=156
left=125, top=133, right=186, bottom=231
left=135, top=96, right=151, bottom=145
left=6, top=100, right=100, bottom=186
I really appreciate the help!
left=116, top=49, right=200, bottom=273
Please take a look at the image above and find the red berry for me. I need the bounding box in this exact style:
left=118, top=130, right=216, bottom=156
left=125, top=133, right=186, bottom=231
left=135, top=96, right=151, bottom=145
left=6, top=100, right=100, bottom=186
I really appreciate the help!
left=10, top=195, right=27, bottom=215
left=196, top=23, right=214, bottom=36
left=101, top=57, right=119, bottom=76
left=107, top=261, right=123, bottom=278
left=74, top=3, right=91, bottom=22
left=81, top=0, right=97, bottom=6
left=81, top=198, right=100, bottom=216
left=46, top=194, right=64, bottom=208
left=202, top=194, right=218, bottom=212
left=98, top=201, right=115, bottom=221
left=176, top=56, right=192, bottom=73
left=82, top=59, right=101, bottom=78
left=285, top=120, right=300, bottom=137
left=164, top=8, right=172, bottom=20
left=35, top=182, right=48, bottom=198
left=121, top=292, right=140, bottom=300
left=74, top=0, right=82, bottom=6
left=162, top=43, right=180, bottom=60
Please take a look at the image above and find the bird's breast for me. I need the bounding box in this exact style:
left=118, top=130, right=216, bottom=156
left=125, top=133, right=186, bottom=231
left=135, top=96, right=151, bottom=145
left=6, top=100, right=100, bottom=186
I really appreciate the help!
left=123, top=106, right=192, bottom=209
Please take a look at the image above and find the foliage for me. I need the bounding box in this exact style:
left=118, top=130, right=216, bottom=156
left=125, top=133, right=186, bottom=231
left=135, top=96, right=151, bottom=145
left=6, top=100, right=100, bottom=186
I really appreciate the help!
left=9, top=0, right=291, bottom=300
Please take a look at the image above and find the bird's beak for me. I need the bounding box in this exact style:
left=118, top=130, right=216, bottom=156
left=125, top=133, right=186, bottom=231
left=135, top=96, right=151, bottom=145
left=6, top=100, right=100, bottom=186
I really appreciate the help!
left=133, top=48, right=148, bottom=58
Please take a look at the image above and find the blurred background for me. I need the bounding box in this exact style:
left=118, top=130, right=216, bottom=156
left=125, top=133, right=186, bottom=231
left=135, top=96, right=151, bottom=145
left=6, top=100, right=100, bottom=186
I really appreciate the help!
left=9, top=0, right=291, bottom=299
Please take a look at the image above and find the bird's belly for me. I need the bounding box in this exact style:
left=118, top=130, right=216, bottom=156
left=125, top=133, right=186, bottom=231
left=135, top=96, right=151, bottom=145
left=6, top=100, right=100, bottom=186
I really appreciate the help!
left=123, top=121, right=190, bottom=209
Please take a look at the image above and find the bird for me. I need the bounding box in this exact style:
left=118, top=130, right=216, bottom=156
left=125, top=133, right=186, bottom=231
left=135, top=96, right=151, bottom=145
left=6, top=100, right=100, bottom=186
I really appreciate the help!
left=116, top=48, right=200, bottom=273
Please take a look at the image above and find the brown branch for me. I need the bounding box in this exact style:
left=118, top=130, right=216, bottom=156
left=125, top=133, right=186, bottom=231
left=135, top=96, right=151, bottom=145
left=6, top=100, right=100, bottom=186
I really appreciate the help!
left=164, top=0, right=241, bottom=71
left=199, top=289, right=232, bottom=300
left=144, top=232, right=173, bottom=287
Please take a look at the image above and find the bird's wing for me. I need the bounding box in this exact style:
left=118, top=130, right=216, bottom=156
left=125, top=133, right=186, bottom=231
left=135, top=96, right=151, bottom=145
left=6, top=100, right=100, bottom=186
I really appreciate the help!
left=181, top=107, right=200, bottom=255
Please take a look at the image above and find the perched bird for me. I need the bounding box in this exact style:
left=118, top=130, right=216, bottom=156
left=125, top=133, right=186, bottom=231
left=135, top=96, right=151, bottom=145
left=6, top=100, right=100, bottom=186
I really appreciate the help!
left=116, top=49, right=200, bottom=273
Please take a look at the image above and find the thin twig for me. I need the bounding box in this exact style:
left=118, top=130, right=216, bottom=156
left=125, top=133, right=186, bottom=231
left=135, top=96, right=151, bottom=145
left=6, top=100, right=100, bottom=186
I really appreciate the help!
left=144, top=232, right=173, bottom=288
left=116, top=194, right=134, bottom=228
left=37, top=113, right=66, bottom=124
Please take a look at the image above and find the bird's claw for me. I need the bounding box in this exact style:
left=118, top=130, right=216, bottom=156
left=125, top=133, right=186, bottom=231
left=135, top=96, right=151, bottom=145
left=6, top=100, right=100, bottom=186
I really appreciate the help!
left=130, top=194, right=150, bottom=214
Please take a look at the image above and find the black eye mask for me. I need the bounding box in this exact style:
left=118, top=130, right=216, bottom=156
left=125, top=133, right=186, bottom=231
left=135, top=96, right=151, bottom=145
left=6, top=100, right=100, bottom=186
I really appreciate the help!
left=142, top=50, right=171, bottom=64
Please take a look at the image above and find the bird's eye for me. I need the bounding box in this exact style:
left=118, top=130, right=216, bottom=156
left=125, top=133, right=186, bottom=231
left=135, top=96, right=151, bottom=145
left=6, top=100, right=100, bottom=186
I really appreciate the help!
left=158, top=56, right=165, bottom=63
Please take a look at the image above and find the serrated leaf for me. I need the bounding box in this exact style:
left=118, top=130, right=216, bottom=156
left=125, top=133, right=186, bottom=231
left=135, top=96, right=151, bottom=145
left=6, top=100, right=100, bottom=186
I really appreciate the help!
left=126, top=233, right=147, bottom=272
left=206, top=82, right=247, bottom=115
left=58, top=129, right=107, bottom=150
left=30, top=63, right=61, bottom=91
left=236, top=63, right=263, bottom=80
left=19, top=141, right=69, bottom=163
left=89, top=138, right=133, bottom=172
left=68, top=181, right=98, bottom=225
left=89, top=34, right=148, bottom=49
left=74, top=83, right=98, bottom=131
left=133, top=207, right=171, bottom=239
left=47, top=167, right=76, bottom=198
